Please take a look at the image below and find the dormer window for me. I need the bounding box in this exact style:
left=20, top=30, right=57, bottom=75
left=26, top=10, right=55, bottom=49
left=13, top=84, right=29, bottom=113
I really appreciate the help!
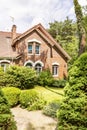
left=35, top=44, right=40, bottom=54
left=28, top=43, right=33, bottom=54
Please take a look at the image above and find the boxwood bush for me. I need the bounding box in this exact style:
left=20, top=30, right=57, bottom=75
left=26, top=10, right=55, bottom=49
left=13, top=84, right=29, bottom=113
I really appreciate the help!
left=2, top=87, right=21, bottom=107
left=19, top=89, right=46, bottom=111
left=0, top=89, right=17, bottom=130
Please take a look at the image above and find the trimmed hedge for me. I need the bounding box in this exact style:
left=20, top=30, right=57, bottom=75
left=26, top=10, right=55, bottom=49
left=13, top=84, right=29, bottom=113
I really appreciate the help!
left=19, top=89, right=46, bottom=111
left=2, top=87, right=21, bottom=107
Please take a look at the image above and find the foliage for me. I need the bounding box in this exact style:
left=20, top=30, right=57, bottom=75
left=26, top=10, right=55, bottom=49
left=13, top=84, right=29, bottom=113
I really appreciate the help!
left=37, top=69, right=53, bottom=87
left=19, top=89, right=46, bottom=111
left=27, top=95, right=47, bottom=111
left=73, top=0, right=87, bottom=55
left=48, top=18, right=79, bottom=60
left=43, top=100, right=60, bottom=118
left=0, top=89, right=17, bottom=130
left=57, top=53, right=87, bottom=130
left=51, top=79, right=66, bottom=88
left=2, top=87, right=21, bottom=107
left=0, top=65, right=36, bottom=89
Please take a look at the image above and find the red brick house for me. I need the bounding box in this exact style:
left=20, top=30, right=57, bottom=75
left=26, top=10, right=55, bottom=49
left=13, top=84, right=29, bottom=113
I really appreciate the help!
left=0, top=23, right=71, bottom=79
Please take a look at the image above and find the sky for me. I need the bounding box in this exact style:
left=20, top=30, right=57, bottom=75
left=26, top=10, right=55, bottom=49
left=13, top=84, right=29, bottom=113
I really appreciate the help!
left=0, top=0, right=87, bottom=33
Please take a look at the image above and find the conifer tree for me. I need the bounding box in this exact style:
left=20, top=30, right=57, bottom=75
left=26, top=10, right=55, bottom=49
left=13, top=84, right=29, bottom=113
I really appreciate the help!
left=57, top=53, right=87, bottom=130
left=73, top=0, right=87, bottom=55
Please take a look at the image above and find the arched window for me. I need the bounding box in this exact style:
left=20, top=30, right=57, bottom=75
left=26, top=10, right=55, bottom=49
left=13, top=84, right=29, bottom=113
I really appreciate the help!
left=24, top=60, right=34, bottom=68
left=0, top=60, right=10, bottom=72
left=26, top=63, right=33, bottom=68
left=35, top=63, right=42, bottom=73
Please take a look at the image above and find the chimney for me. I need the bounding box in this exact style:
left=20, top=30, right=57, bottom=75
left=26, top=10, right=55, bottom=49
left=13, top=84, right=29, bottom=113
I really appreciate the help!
left=11, top=25, right=17, bottom=41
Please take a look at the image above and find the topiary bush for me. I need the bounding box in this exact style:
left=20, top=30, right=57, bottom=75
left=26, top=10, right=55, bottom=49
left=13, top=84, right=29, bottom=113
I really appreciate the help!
left=43, top=100, right=60, bottom=118
left=19, top=90, right=46, bottom=111
left=0, top=89, right=17, bottom=130
left=37, top=69, right=53, bottom=87
left=2, top=87, right=21, bottom=107
left=0, top=65, right=36, bottom=89
left=57, top=53, right=87, bottom=130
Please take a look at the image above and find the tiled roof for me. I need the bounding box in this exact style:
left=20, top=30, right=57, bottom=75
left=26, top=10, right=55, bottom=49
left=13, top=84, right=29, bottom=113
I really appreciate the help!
left=0, top=31, right=20, bottom=58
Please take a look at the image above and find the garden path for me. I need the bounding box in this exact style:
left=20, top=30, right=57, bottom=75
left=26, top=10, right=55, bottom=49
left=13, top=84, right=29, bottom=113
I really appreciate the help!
left=11, top=106, right=57, bottom=130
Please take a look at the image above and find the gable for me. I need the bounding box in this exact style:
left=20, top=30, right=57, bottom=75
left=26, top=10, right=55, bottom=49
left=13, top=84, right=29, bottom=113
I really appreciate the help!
left=12, top=24, right=71, bottom=61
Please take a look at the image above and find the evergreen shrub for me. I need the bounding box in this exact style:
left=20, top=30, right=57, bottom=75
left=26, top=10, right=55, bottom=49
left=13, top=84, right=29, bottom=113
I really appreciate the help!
left=0, top=89, right=17, bottom=130
left=37, top=69, right=53, bottom=87
left=0, top=65, right=36, bottom=89
left=51, top=79, right=66, bottom=88
left=2, top=87, right=21, bottom=107
left=19, top=90, right=46, bottom=111
left=57, top=53, right=87, bottom=130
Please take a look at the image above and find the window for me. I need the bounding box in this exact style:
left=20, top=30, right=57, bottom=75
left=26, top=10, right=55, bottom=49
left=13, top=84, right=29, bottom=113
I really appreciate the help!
left=52, top=65, right=58, bottom=76
left=26, top=63, right=33, bottom=68
left=0, top=63, right=9, bottom=72
left=28, top=44, right=32, bottom=54
left=35, top=63, right=42, bottom=73
left=35, top=44, right=40, bottom=54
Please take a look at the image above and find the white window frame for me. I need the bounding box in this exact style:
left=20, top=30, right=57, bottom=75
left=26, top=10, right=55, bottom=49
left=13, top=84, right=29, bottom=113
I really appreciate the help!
left=28, top=43, right=33, bottom=54
left=0, top=60, right=10, bottom=72
left=52, top=62, right=59, bottom=77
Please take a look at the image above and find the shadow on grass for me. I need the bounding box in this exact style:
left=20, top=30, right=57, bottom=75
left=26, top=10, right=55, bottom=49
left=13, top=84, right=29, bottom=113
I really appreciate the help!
left=45, top=86, right=64, bottom=96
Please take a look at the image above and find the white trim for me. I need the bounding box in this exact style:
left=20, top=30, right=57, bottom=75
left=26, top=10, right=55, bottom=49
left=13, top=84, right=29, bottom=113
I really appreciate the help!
left=24, top=60, right=34, bottom=67
left=52, top=62, right=59, bottom=66
left=28, top=39, right=41, bottom=44
left=34, top=60, right=44, bottom=67
left=0, top=60, right=10, bottom=64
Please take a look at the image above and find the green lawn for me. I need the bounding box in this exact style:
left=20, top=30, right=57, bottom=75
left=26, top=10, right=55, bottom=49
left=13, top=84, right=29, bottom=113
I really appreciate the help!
left=33, top=86, right=64, bottom=103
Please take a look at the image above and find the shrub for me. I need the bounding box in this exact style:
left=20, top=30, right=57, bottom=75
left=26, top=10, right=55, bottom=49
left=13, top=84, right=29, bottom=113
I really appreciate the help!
left=52, top=79, right=66, bottom=88
left=43, top=100, right=60, bottom=118
left=27, top=95, right=47, bottom=111
left=0, top=89, right=17, bottom=130
left=0, top=65, right=36, bottom=89
left=57, top=53, right=87, bottom=130
left=19, top=90, right=46, bottom=111
left=2, top=87, right=21, bottom=107
left=37, top=69, right=53, bottom=86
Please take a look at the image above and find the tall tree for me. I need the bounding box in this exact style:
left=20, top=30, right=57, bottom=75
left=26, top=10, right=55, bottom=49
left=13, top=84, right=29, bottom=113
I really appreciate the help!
left=73, top=0, right=87, bottom=55
left=48, top=18, right=78, bottom=60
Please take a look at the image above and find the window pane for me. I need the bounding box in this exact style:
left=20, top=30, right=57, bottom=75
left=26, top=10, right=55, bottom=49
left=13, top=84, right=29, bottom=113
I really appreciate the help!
left=35, top=63, right=42, bottom=73
left=52, top=65, right=58, bottom=75
left=26, top=63, right=32, bottom=68
left=35, top=44, right=40, bottom=54
left=28, top=44, right=32, bottom=54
